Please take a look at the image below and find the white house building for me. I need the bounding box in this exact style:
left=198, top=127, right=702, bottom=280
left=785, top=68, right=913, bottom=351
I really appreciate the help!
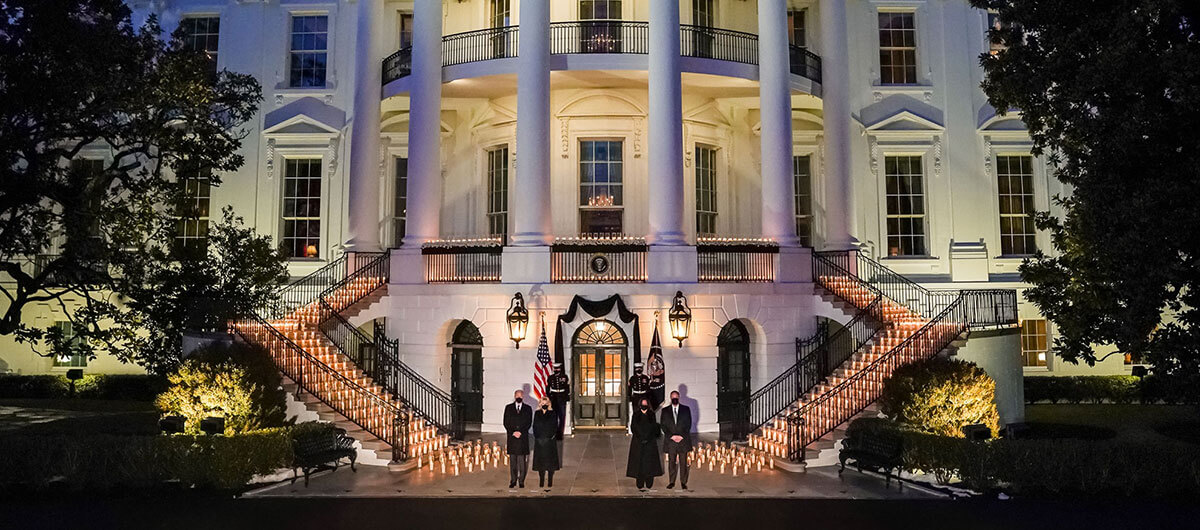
left=0, top=0, right=1142, bottom=462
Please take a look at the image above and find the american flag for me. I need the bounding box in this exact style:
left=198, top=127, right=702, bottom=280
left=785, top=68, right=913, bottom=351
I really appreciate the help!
left=532, top=318, right=552, bottom=400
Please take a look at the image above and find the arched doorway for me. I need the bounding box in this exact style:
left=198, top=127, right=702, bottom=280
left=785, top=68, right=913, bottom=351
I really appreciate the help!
left=717, top=320, right=751, bottom=439
left=572, top=319, right=628, bottom=428
left=450, top=321, right=483, bottom=427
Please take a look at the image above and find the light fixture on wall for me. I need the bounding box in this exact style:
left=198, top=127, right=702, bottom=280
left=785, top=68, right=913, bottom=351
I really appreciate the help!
left=506, top=292, right=529, bottom=348
left=668, top=291, right=692, bottom=347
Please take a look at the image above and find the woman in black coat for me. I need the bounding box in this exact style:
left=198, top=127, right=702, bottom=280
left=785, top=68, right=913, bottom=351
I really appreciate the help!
left=532, top=396, right=561, bottom=488
left=626, top=398, right=663, bottom=491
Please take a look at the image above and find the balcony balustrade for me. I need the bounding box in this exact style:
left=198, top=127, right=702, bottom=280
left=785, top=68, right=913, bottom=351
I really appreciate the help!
left=382, top=22, right=822, bottom=85
left=550, top=236, right=647, bottom=283
left=422, top=239, right=503, bottom=283
left=696, top=238, right=779, bottom=282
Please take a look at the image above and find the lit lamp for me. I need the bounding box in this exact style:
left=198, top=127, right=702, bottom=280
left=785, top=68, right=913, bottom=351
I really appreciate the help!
left=506, top=292, right=529, bottom=348
left=304, top=244, right=319, bottom=258
left=668, top=291, right=691, bottom=347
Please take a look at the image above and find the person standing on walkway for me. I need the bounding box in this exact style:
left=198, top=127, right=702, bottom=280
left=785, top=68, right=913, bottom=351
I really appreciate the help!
left=532, top=396, right=561, bottom=489
left=547, top=363, right=570, bottom=440
left=504, top=389, right=533, bottom=488
left=626, top=398, right=663, bottom=491
left=659, top=390, right=692, bottom=490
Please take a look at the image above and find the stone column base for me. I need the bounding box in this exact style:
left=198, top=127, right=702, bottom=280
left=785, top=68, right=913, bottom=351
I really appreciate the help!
left=502, top=246, right=552, bottom=284
left=647, top=245, right=699, bottom=284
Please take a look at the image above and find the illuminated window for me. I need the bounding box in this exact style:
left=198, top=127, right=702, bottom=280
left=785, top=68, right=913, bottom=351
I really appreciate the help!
left=51, top=321, right=87, bottom=368
left=695, top=145, right=717, bottom=237
left=486, top=146, right=509, bottom=240
left=794, top=155, right=813, bottom=247
left=281, top=159, right=322, bottom=259
left=884, top=155, right=927, bottom=256
left=579, top=140, right=624, bottom=235
left=175, top=166, right=212, bottom=252
left=579, top=0, right=621, bottom=20
left=289, top=15, right=328, bottom=88
left=878, top=12, right=917, bottom=85
left=997, top=155, right=1037, bottom=256
left=179, top=16, right=220, bottom=72
left=1021, top=319, right=1049, bottom=367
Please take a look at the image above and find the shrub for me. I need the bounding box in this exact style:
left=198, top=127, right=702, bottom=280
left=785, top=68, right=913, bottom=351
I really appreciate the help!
left=155, top=342, right=286, bottom=435
left=1024, top=376, right=1140, bottom=404
left=879, top=357, right=1000, bottom=437
left=0, top=374, right=165, bottom=401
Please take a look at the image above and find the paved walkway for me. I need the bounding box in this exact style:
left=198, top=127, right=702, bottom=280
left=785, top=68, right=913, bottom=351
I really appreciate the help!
left=249, top=431, right=938, bottom=499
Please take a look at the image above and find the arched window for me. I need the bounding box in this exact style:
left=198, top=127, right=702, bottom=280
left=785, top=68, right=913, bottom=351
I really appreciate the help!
left=451, top=320, right=483, bottom=346
left=573, top=319, right=627, bottom=346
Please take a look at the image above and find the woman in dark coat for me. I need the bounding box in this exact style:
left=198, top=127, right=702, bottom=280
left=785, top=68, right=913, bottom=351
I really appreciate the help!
left=626, top=398, right=663, bottom=491
left=532, top=396, right=561, bottom=488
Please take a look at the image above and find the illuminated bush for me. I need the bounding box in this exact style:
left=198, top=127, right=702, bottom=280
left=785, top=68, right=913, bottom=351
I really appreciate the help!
left=879, top=357, right=1000, bottom=438
left=155, top=342, right=286, bottom=435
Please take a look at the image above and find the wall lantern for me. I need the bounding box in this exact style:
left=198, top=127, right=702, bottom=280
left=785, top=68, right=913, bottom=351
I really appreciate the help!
left=507, top=292, right=530, bottom=348
left=668, top=291, right=691, bottom=347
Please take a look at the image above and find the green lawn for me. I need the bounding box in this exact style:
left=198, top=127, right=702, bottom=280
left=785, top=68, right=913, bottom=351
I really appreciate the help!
left=0, top=398, right=156, bottom=412
left=0, top=399, right=159, bottom=436
left=1024, top=404, right=1200, bottom=444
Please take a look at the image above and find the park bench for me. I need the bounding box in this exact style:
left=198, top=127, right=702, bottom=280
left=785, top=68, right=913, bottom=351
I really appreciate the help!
left=838, top=430, right=904, bottom=487
left=292, top=427, right=358, bottom=486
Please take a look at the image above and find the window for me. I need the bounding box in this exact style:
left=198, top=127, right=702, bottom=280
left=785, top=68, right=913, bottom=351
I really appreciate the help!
left=70, top=159, right=106, bottom=241
left=986, top=11, right=1017, bottom=55
left=486, top=146, right=509, bottom=240
left=489, top=0, right=511, bottom=27
left=884, top=155, right=927, bottom=256
left=694, top=145, right=718, bottom=237
left=794, top=155, right=813, bottom=247
left=579, top=140, right=624, bottom=235
left=1021, top=319, right=1049, bottom=367
left=878, top=12, right=917, bottom=85
left=398, top=12, right=414, bottom=49
left=692, top=0, right=715, bottom=27
left=997, top=155, right=1037, bottom=256
left=51, top=321, right=87, bottom=368
left=179, top=16, right=220, bottom=71
left=175, top=167, right=212, bottom=252
left=289, top=15, right=328, bottom=88
left=393, top=157, right=407, bottom=247
left=788, top=9, right=806, bottom=48
left=282, top=159, right=322, bottom=258
left=579, top=0, right=621, bottom=20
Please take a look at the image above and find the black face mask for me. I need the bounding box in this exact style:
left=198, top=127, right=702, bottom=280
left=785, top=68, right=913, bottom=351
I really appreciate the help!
left=671, top=398, right=679, bottom=405
left=639, top=406, right=649, bottom=412
left=541, top=405, right=548, bottom=410
left=515, top=398, right=522, bottom=404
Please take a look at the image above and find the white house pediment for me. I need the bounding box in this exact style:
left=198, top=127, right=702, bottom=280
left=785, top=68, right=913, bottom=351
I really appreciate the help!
left=557, top=92, right=645, bottom=118
left=864, top=110, right=945, bottom=133
left=263, top=97, right=345, bottom=142
left=979, top=113, right=1029, bottom=132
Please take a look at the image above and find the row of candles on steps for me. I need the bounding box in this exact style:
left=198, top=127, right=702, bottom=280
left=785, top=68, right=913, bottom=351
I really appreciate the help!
left=417, top=440, right=506, bottom=476
left=688, top=442, right=775, bottom=476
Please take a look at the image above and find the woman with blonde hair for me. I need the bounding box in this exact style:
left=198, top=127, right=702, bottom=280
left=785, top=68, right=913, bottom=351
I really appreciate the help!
left=532, top=395, right=561, bottom=489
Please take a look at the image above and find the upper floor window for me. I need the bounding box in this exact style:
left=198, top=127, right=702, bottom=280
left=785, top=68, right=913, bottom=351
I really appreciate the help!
left=398, top=12, right=414, bottom=49
left=175, top=167, right=212, bottom=253
left=1021, top=319, right=1049, bottom=367
left=794, top=155, right=813, bottom=247
left=579, top=0, right=621, bottom=20
left=51, top=321, right=87, bottom=368
left=788, top=9, right=806, bottom=48
left=289, top=15, right=328, bottom=88
left=997, top=155, right=1037, bottom=256
left=393, top=157, right=408, bottom=247
left=486, top=146, right=509, bottom=240
left=692, top=0, right=715, bottom=27
left=179, top=16, right=220, bottom=70
left=70, top=159, right=106, bottom=241
left=490, top=0, right=512, bottom=27
left=884, top=155, right=927, bottom=257
left=878, top=12, right=917, bottom=85
left=695, top=145, right=717, bottom=237
left=579, top=140, right=624, bottom=235
left=281, top=158, right=322, bottom=258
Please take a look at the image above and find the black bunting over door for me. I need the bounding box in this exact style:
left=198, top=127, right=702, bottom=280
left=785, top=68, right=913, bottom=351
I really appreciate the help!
left=553, top=294, right=641, bottom=365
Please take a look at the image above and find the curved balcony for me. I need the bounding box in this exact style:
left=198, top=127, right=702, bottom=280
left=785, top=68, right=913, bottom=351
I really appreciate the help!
left=382, top=21, right=822, bottom=88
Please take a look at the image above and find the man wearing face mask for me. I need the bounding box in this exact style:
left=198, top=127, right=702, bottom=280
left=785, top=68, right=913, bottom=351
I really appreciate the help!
left=659, top=390, right=692, bottom=490
left=626, top=398, right=663, bottom=491
left=503, top=389, right=533, bottom=488
left=546, top=363, right=571, bottom=440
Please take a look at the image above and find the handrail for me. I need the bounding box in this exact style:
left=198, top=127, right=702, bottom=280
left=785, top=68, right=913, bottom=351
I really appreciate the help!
left=679, top=23, right=758, bottom=65
left=375, top=320, right=464, bottom=440
left=269, top=254, right=349, bottom=319
left=550, top=20, right=648, bottom=55
left=442, top=25, right=519, bottom=67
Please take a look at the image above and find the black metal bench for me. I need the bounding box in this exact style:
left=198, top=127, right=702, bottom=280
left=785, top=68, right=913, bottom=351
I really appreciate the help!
left=838, top=430, right=904, bottom=487
left=292, top=428, right=358, bottom=486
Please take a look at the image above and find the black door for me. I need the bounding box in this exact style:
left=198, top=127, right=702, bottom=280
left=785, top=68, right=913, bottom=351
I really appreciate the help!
left=717, top=320, right=751, bottom=439
left=450, top=321, right=484, bottom=425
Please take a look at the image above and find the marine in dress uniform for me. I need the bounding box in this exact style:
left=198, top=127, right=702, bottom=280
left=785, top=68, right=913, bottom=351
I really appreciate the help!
left=627, top=363, right=651, bottom=426
left=546, top=363, right=571, bottom=440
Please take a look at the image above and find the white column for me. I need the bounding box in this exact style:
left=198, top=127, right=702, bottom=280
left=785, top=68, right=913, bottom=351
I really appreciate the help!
left=759, top=0, right=800, bottom=247
left=511, top=0, right=551, bottom=246
left=820, top=0, right=858, bottom=250
left=344, top=0, right=384, bottom=252
left=402, top=0, right=443, bottom=246
left=647, top=0, right=686, bottom=246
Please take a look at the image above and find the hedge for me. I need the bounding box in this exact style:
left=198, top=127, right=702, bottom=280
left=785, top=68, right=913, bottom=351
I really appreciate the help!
left=0, top=422, right=340, bottom=492
left=879, top=358, right=999, bottom=437
left=1024, top=375, right=1199, bottom=405
left=0, top=374, right=166, bottom=401
left=847, top=417, right=1200, bottom=500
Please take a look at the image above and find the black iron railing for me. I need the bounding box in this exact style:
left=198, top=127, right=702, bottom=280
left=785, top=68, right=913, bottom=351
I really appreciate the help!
left=550, top=21, right=648, bottom=54
left=551, top=238, right=648, bottom=283
left=680, top=24, right=757, bottom=64
left=789, top=45, right=822, bottom=83
left=383, top=47, right=412, bottom=84
left=443, top=25, right=519, bottom=67
left=375, top=320, right=465, bottom=440
left=422, top=242, right=503, bottom=283
left=268, top=255, right=351, bottom=320
left=697, top=241, right=778, bottom=282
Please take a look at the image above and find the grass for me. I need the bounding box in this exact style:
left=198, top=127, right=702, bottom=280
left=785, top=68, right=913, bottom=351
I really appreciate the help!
left=0, top=399, right=160, bottom=436
left=0, top=399, right=156, bottom=413
left=1024, top=404, right=1200, bottom=444
left=11, top=412, right=161, bottom=436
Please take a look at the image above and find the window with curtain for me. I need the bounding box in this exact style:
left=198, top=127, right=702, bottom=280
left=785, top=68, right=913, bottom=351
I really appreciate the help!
left=1021, top=319, right=1049, bottom=367
left=884, top=155, right=927, bottom=256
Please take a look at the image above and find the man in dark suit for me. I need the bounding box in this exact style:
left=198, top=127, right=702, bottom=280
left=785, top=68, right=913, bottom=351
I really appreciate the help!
left=659, top=390, right=692, bottom=490
left=503, top=389, right=533, bottom=488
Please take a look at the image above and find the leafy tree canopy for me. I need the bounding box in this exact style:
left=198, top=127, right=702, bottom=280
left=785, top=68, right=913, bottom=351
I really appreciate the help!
left=0, top=0, right=282, bottom=373
left=972, top=1, right=1200, bottom=388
